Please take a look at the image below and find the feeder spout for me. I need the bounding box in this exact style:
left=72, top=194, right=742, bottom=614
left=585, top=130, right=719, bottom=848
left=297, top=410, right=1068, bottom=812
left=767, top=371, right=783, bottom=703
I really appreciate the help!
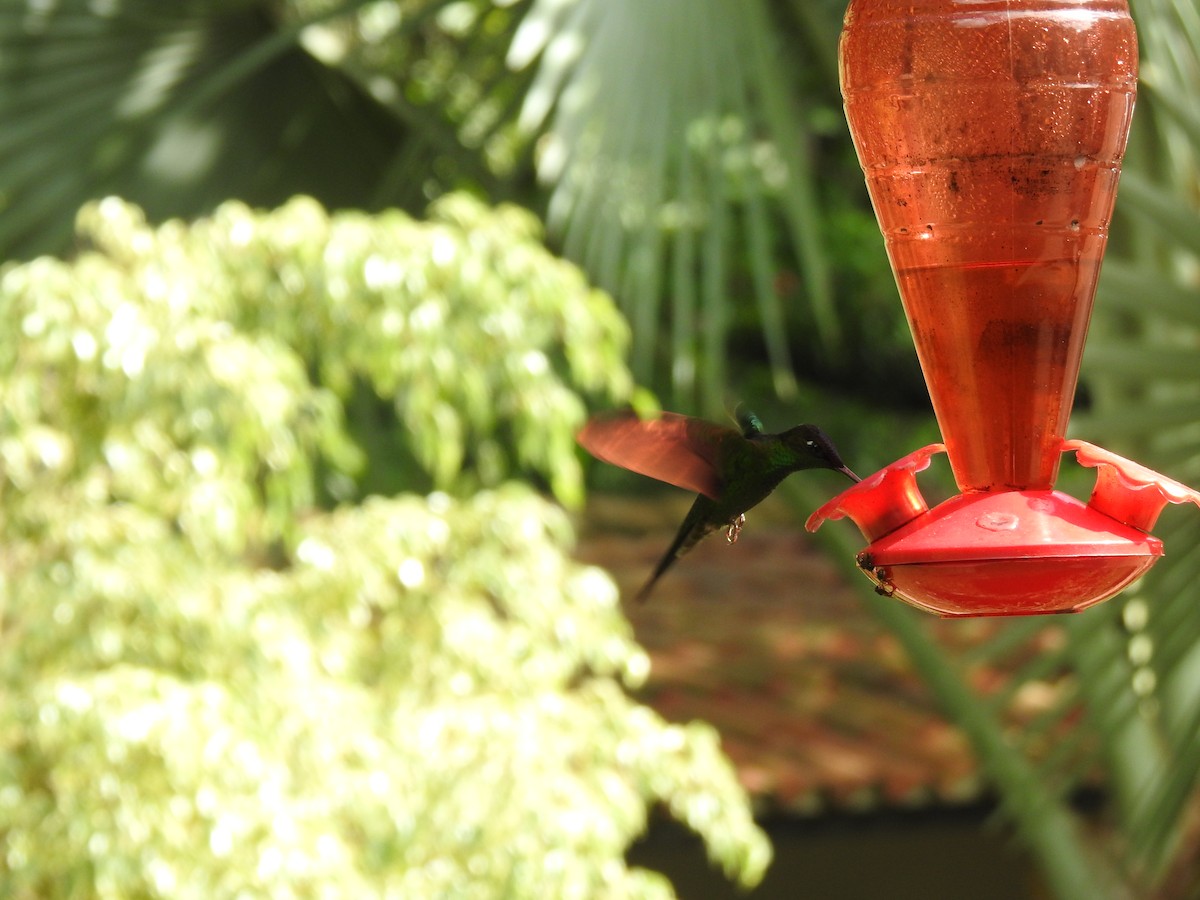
left=806, top=444, right=945, bottom=542
left=1064, top=440, right=1200, bottom=532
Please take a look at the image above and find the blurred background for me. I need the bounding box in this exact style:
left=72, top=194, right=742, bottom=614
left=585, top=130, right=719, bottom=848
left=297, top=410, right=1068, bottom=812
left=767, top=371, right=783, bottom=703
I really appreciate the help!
left=0, top=0, right=1197, bottom=896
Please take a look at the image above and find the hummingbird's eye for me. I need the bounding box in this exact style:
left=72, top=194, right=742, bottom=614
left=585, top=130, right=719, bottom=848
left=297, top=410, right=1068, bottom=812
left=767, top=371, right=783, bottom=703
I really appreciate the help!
left=806, top=440, right=816, bottom=448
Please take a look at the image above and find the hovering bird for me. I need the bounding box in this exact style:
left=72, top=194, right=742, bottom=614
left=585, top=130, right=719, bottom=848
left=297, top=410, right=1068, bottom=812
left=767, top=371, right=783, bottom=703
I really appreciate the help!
left=578, top=407, right=859, bottom=602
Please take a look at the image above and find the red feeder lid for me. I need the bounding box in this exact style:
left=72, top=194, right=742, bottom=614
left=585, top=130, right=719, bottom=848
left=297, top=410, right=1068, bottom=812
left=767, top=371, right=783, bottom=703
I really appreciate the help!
left=807, top=442, right=1199, bottom=617
left=864, top=489, right=1160, bottom=565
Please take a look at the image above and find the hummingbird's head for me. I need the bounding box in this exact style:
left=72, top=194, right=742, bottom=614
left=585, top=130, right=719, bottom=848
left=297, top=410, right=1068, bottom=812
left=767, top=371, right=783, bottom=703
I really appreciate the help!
left=784, top=425, right=860, bottom=482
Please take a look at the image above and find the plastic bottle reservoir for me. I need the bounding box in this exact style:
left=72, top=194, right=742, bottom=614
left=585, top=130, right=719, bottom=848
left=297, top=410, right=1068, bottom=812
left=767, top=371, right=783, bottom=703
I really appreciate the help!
left=839, top=0, right=1137, bottom=492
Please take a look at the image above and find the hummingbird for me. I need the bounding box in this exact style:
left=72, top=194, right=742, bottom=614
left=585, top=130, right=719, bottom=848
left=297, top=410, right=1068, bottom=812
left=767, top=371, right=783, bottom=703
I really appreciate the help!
left=578, top=406, right=859, bottom=602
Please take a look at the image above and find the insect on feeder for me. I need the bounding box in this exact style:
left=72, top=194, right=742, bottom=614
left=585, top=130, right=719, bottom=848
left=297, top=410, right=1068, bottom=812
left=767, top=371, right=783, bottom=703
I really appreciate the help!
left=806, top=0, right=1200, bottom=616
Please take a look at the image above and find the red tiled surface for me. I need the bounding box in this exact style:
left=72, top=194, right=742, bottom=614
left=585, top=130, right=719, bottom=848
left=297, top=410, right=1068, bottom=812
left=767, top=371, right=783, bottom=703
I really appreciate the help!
left=576, top=493, right=1077, bottom=816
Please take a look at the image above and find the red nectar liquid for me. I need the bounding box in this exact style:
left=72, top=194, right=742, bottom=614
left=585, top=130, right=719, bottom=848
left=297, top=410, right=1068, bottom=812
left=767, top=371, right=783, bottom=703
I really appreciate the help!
left=840, top=0, right=1137, bottom=491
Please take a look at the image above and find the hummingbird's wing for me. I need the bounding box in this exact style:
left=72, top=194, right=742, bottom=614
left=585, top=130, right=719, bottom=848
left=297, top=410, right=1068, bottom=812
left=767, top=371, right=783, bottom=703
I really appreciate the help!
left=577, top=412, right=733, bottom=499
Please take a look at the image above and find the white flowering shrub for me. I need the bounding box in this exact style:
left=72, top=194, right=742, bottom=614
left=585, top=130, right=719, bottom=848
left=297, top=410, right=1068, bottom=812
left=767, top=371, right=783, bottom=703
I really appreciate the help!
left=0, top=197, right=769, bottom=898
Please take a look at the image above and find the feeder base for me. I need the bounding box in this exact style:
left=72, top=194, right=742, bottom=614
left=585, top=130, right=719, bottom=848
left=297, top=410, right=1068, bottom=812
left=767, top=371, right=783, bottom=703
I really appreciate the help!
left=856, top=490, right=1160, bottom=617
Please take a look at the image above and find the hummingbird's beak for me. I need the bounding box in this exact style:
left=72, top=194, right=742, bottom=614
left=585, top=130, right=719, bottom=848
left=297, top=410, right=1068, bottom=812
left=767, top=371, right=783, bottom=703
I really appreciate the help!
left=839, top=465, right=861, bottom=483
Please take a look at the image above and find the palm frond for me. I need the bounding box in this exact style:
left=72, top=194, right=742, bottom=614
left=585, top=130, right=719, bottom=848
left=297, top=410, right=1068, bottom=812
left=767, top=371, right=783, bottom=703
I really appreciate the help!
left=1115, top=173, right=1200, bottom=256
left=508, top=0, right=838, bottom=410
left=1067, top=0, right=1200, bottom=884
left=0, top=0, right=407, bottom=260
left=785, top=472, right=1128, bottom=900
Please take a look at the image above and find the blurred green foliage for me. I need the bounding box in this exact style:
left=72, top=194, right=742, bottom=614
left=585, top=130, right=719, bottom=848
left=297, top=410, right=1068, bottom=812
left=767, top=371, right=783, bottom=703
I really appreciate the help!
left=0, top=0, right=926, bottom=413
left=0, top=196, right=769, bottom=897
left=66, top=193, right=633, bottom=508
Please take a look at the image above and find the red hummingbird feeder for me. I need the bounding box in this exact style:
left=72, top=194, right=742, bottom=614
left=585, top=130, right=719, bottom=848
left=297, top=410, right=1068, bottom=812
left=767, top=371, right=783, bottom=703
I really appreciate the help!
left=807, top=0, right=1200, bottom=616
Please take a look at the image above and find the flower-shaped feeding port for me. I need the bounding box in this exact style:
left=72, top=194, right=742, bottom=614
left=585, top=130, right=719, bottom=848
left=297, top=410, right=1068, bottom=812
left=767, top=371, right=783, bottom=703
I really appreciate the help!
left=807, top=442, right=1200, bottom=617
left=816, top=0, right=1200, bottom=615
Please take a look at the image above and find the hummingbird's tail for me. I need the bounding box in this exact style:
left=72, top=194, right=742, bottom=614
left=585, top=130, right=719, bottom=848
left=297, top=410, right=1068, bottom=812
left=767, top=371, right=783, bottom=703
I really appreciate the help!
left=633, top=576, right=660, bottom=605
left=633, top=496, right=714, bottom=603
left=633, top=541, right=681, bottom=603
